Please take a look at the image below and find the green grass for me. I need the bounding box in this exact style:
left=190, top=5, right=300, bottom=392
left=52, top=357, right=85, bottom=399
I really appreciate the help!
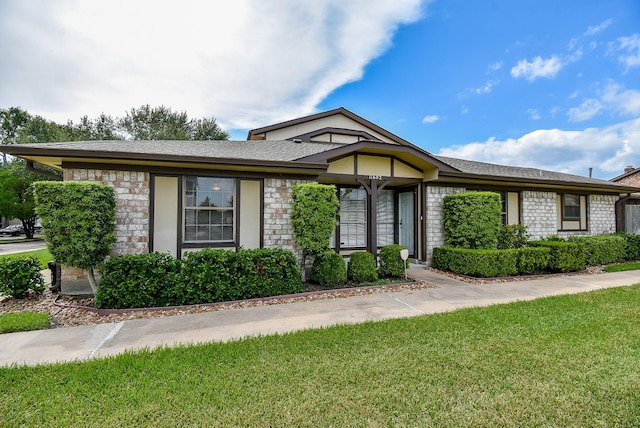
left=0, top=312, right=50, bottom=333
left=0, top=248, right=52, bottom=270
left=604, top=261, right=640, bottom=272
left=2, top=285, right=640, bottom=426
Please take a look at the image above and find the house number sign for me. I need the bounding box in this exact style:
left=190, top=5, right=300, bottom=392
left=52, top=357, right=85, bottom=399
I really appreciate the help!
left=368, top=175, right=382, bottom=180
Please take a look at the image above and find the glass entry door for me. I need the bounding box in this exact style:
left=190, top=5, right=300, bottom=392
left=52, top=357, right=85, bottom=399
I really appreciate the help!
left=398, top=190, right=415, bottom=256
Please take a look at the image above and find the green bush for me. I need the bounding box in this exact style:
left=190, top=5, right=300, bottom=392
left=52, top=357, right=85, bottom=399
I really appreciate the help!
left=179, top=249, right=237, bottom=304
left=0, top=256, right=45, bottom=298
left=0, top=311, right=50, bottom=333
left=96, top=252, right=183, bottom=309
left=516, top=247, right=551, bottom=275
left=96, top=248, right=303, bottom=309
left=291, top=183, right=339, bottom=260
left=616, top=233, right=640, bottom=261
left=432, top=247, right=518, bottom=278
left=529, top=241, right=586, bottom=273
left=568, top=235, right=627, bottom=266
left=34, top=181, right=116, bottom=293
left=311, top=251, right=347, bottom=287
left=378, top=244, right=407, bottom=278
left=235, top=248, right=302, bottom=299
left=347, top=252, right=378, bottom=283
left=443, top=192, right=502, bottom=250
left=498, top=225, right=530, bottom=249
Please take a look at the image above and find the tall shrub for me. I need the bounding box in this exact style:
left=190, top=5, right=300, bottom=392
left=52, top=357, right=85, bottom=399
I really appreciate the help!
left=378, top=244, right=407, bottom=277
left=34, top=181, right=116, bottom=293
left=443, top=192, right=502, bottom=249
left=291, top=183, right=339, bottom=270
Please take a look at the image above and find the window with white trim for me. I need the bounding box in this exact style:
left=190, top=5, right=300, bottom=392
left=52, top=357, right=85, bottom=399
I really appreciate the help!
left=183, top=177, right=235, bottom=243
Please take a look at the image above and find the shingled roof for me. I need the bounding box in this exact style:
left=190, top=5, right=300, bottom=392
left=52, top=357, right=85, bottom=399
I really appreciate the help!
left=434, top=155, right=634, bottom=190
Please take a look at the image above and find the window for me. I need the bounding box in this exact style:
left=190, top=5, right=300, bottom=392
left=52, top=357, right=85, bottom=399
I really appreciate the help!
left=184, top=177, right=235, bottom=243
left=558, top=193, right=587, bottom=231
left=563, top=194, right=581, bottom=220
left=339, top=188, right=367, bottom=247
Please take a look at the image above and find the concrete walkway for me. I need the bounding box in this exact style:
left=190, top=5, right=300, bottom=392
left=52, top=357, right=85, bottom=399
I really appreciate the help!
left=1, top=268, right=639, bottom=367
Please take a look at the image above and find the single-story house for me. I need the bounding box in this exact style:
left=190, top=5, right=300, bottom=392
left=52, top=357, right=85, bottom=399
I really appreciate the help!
left=611, top=165, right=640, bottom=233
left=3, top=107, right=639, bottom=288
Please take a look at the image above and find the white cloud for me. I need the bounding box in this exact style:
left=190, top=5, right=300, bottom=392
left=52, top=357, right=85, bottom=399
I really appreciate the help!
left=584, top=19, right=612, bottom=36
left=0, top=0, right=424, bottom=131
left=488, top=61, right=503, bottom=72
left=471, top=79, right=500, bottom=95
left=510, top=56, right=564, bottom=81
left=422, top=114, right=440, bottom=124
left=438, top=118, right=640, bottom=178
left=527, top=109, right=540, bottom=120
left=615, top=34, right=640, bottom=70
left=567, top=98, right=603, bottom=122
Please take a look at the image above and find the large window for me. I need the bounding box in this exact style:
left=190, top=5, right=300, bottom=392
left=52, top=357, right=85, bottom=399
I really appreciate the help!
left=339, top=188, right=367, bottom=247
left=338, top=187, right=396, bottom=248
left=184, top=177, right=235, bottom=243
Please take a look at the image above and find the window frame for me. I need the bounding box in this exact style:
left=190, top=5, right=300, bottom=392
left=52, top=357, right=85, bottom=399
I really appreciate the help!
left=182, top=176, right=237, bottom=245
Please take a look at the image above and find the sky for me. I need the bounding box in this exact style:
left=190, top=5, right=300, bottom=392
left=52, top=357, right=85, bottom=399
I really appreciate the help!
left=1, top=0, right=639, bottom=180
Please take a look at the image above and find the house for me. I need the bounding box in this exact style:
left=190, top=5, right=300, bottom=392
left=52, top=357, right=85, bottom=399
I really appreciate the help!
left=611, top=165, right=640, bottom=233
left=2, top=107, right=638, bottom=290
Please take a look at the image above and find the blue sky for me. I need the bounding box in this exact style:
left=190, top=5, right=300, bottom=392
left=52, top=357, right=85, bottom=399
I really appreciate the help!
left=1, top=0, right=639, bottom=179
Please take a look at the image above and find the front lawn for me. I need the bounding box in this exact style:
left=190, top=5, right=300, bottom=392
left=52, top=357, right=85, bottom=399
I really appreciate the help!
left=604, top=261, right=640, bottom=272
left=2, top=284, right=639, bottom=426
left=0, top=311, right=50, bottom=333
left=0, top=248, right=53, bottom=270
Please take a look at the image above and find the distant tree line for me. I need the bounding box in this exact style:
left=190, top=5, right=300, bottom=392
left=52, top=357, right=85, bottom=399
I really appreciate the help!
left=0, top=104, right=230, bottom=164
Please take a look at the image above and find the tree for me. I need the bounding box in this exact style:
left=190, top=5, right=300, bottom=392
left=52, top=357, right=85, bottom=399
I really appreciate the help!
left=0, top=160, right=56, bottom=238
left=0, top=107, right=29, bottom=164
left=34, top=181, right=116, bottom=294
left=119, top=104, right=229, bottom=140
left=66, top=114, right=121, bottom=141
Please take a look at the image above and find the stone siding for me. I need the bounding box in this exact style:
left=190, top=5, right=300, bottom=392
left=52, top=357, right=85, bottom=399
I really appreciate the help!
left=61, top=168, right=150, bottom=281
left=263, top=178, right=314, bottom=263
left=586, top=194, right=617, bottom=235
left=424, top=185, right=466, bottom=264
left=521, top=191, right=558, bottom=239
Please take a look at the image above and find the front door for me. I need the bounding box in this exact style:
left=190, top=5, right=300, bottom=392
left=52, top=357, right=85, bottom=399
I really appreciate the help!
left=398, top=190, right=415, bottom=256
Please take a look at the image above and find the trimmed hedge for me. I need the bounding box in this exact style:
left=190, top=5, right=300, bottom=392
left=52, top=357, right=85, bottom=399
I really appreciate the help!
left=432, top=247, right=518, bottom=278
left=443, top=192, right=502, bottom=250
left=616, top=233, right=640, bottom=261
left=529, top=241, right=586, bottom=273
left=0, top=256, right=45, bottom=298
left=378, top=244, right=407, bottom=278
left=347, top=251, right=378, bottom=283
left=516, top=247, right=551, bottom=275
left=568, top=235, right=627, bottom=266
left=96, top=248, right=302, bottom=309
left=311, top=251, right=347, bottom=287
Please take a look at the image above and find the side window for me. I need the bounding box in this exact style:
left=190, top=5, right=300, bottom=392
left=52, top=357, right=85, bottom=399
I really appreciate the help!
left=562, top=194, right=581, bottom=220
left=558, top=193, right=587, bottom=231
left=183, top=177, right=235, bottom=243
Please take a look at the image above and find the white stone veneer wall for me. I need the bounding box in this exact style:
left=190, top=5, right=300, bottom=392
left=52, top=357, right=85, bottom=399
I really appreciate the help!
left=425, top=185, right=466, bottom=264
left=263, top=178, right=314, bottom=263
left=521, top=191, right=557, bottom=239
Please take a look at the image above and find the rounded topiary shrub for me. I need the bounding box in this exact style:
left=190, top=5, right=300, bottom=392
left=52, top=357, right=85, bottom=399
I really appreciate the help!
left=311, top=251, right=347, bottom=287
left=378, top=244, right=407, bottom=278
left=347, top=251, right=378, bottom=283
left=0, top=256, right=45, bottom=298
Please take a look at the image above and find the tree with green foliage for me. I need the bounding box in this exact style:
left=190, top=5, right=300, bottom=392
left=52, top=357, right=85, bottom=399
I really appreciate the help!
left=0, top=107, right=29, bottom=164
left=119, top=104, right=229, bottom=140
left=0, top=160, right=56, bottom=238
left=291, top=183, right=340, bottom=273
left=34, top=181, right=116, bottom=294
